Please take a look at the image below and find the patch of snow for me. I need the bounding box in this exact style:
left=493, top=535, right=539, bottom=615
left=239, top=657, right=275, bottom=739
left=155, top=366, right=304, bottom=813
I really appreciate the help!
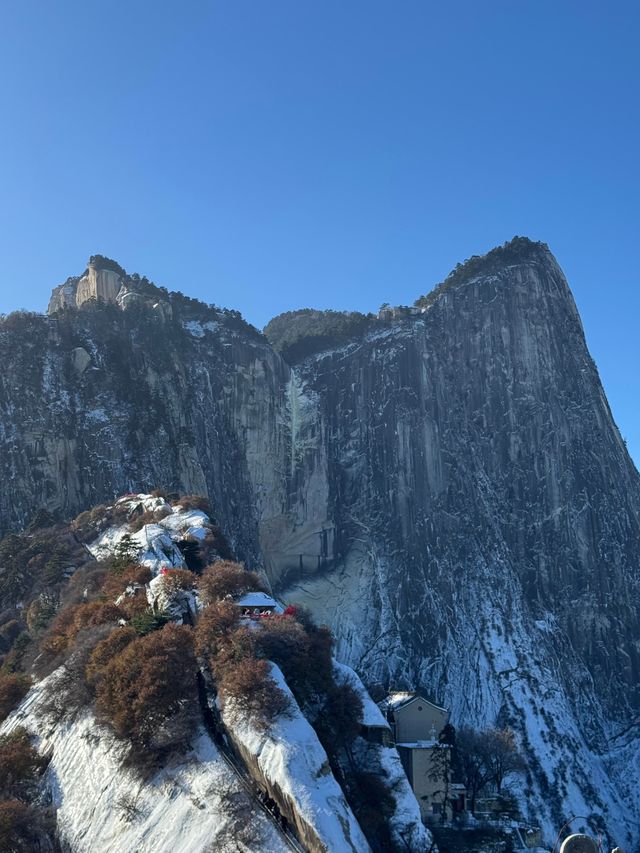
left=333, top=660, right=389, bottom=729
left=88, top=495, right=211, bottom=577
left=222, top=662, right=370, bottom=852
left=1, top=680, right=287, bottom=853
left=234, top=591, right=278, bottom=609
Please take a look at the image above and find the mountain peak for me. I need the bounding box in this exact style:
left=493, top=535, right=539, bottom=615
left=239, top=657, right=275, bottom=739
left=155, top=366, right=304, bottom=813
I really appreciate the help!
left=414, top=235, right=551, bottom=308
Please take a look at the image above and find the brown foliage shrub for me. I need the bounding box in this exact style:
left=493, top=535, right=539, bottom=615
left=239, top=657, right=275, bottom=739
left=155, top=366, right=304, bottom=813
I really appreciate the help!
left=194, top=601, right=240, bottom=658
left=40, top=625, right=114, bottom=720
left=203, top=525, right=235, bottom=561
left=256, top=617, right=334, bottom=704
left=129, top=506, right=171, bottom=533
left=0, top=800, right=30, bottom=851
left=217, top=656, right=290, bottom=724
left=85, top=626, right=138, bottom=687
left=0, top=799, right=56, bottom=853
left=314, top=682, right=363, bottom=755
left=161, top=568, right=197, bottom=594
left=61, top=561, right=108, bottom=607
left=48, top=601, right=123, bottom=646
left=174, top=495, right=212, bottom=514
left=71, top=504, right=112, bottom=541
left=198, top=561, right=264, bottom=604
left=94, top=623, right=198, bottom=763
left=101, top=564, right=153, bottom=599
left=0, top=727, right=46, bottom=798
left=210, top=626, right=257, bottom=675
left=254, top=616, right=311, bottom=694
left=0, top=673, right=29, bottom=722
left=117, top=592, right=151, bottom=620
left=40, top=601, right=124, bottom=667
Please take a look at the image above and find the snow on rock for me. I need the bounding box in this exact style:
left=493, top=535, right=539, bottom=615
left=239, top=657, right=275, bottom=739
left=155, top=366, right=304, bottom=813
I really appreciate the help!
left=332, top=661, right=389, bottom=731
left=147, top=573, right=197, bottom=623
left=221, top=662, right=371, bottom=853
left=1, top=680, right=287, bottom=853
left=333, top=661, right=434, bottom=852
left=88, top=494, right=210, bottom=575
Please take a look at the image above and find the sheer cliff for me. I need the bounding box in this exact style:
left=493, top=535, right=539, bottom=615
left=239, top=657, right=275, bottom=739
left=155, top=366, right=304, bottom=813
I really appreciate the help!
left=1, top=239, right=639, bottom=846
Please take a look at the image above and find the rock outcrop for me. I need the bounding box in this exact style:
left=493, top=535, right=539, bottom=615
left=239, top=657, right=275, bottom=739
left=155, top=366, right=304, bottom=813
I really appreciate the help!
left=48, top=256, right=124, bottom=312
left=1, top=238, right=639, bottom=847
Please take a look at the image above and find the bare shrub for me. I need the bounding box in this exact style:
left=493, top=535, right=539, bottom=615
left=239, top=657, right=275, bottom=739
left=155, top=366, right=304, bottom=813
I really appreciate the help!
left=0, top=727, right=47, bottom=799
left=0, top=673, right=29, bottom=722
left=195, top=601, right=240, bottom=658
left=101, top=564, right=152, bottom=600
left=94, top=623, right=198, bottom=767
left=217, top=656, right=290, bottom=724
left=198, top=561, right=264, bottom=605
left=40, top=624, right=114, bottom=722
left=173, top=495, right=212, bottom=514
left=116, top=792, right=144, bottom=823
left=210, top=780, right=265, bottom=851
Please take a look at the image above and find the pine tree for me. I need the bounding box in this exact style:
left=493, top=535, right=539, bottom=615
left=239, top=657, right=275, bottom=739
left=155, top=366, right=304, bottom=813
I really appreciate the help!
left=41, top=545, right=69, bottom=587
left=110, top=535, right=138, bottom=575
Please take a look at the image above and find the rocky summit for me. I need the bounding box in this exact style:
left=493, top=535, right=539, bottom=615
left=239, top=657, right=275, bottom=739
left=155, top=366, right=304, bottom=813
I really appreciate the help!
left=1, top=238, right=639, bottom=848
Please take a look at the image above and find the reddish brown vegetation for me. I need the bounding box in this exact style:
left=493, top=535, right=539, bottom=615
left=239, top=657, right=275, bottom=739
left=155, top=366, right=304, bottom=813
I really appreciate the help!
left=198, top=561, right=264, bottom=604
left=93, top=623, right=198, bottom=762
left=0, top=728, right=46, bottom=799
left=173, top=495, right=212, bottom=514
left=0, top=727, right=54, bottom=853
left=161, top=568, right=197, bottom=593
left=216, top=657, right=290, bottom=722
left=129, top=506, right=171, bottom=533
left=0, top=674, right=29, bottom=722
left=255, top=615, right=334, bottom=702
left=85, top=626, right=137, bottom=686
left=41, top=601, right=124, bottom=658
left=101, top=564, right=153, bottom=599
left=194, top=601, right=240, bottom=658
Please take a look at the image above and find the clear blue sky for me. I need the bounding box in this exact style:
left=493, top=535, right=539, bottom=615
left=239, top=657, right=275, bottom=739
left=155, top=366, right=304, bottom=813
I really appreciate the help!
left=0, top=1, right=638, bottom=463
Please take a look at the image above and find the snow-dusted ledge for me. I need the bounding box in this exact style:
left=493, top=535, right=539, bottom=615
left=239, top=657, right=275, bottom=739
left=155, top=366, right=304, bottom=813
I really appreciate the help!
left=221, top=662, right=371, bottom=853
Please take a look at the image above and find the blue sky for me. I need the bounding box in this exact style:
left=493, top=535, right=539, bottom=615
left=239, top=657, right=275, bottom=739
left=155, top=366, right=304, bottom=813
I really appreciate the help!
left=0, top=1, right=638, bottom=463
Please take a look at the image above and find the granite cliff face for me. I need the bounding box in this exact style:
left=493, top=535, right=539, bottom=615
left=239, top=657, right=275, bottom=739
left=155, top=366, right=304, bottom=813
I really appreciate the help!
left=1, top=239, right=639, bottom=846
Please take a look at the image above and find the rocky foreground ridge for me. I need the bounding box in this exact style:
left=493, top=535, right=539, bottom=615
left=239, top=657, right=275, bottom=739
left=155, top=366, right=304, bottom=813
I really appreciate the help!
left=1, top=239, right=639, bottom=848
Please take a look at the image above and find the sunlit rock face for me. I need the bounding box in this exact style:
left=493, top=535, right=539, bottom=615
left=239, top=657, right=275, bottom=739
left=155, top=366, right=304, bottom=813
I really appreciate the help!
left=75, top=263, right=121, bottom=307
left=1, top=238, right=639, bottom=846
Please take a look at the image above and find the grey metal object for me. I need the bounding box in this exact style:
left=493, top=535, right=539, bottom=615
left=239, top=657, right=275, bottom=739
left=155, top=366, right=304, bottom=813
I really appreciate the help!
left=560, top=835, right=599, bottom=853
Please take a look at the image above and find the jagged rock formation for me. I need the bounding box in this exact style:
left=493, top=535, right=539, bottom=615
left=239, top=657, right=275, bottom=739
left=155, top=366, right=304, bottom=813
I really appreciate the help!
left=48, top=256, right=125, bottom=312
left=1, top=239, right=639, bottom=847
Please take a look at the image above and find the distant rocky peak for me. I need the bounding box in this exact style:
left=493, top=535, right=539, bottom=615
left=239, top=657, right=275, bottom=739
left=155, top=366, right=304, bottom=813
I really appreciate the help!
left=414, top=235, right=552, bottom=309
left=48, top=255, right=125, bottom=314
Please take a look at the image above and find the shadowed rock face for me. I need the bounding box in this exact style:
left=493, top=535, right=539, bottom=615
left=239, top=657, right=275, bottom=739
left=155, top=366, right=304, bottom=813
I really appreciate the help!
left=1, top=238, right=639, bottom=844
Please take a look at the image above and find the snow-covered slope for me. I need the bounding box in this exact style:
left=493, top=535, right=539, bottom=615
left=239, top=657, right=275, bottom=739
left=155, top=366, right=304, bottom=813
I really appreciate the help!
left=221, top=662, right=371, bottom=853
left=2, top=681, right=288, bottom=853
